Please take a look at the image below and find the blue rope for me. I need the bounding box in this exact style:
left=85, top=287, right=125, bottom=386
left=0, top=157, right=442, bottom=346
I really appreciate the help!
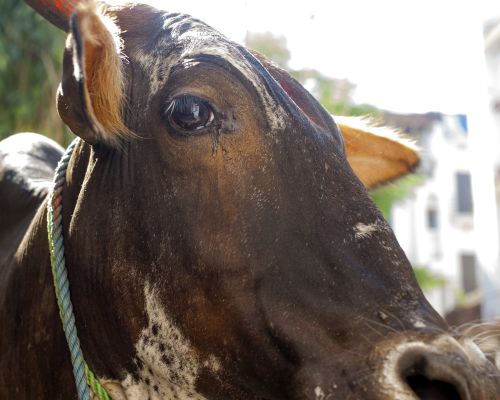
left=47, top=137, right=110, bottom=400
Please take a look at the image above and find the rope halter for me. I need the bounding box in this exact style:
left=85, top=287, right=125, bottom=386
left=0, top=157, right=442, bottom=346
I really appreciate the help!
left=47, top=137, right=111, bottom=400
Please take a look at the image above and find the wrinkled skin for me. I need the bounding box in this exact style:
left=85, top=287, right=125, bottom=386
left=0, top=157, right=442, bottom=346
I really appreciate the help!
left=1, top=3, right=500, bottom=400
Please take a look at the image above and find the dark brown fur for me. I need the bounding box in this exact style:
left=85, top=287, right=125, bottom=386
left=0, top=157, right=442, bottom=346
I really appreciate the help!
left=1, top=2, right=500, bottom=399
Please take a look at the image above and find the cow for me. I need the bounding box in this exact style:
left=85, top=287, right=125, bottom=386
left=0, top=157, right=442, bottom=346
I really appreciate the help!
left=1, top=0, right=499, bottom=399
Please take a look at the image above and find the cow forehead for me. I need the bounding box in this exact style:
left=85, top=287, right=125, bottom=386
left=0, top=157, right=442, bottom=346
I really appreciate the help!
left=124, top=10, right=286, bottom=131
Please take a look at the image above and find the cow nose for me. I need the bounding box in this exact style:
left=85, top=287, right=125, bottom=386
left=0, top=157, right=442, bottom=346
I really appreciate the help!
left=380, top=336, right=499, bottom=400
left=396, top=347, right=466, bottom=400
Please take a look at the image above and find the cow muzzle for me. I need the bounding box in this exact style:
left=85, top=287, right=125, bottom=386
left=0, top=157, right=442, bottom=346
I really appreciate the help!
left=378, top=335, right=500, bottom=400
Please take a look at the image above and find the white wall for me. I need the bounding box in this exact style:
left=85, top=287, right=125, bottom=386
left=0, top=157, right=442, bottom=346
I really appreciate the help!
left=391, top=116, right=477, bottom=316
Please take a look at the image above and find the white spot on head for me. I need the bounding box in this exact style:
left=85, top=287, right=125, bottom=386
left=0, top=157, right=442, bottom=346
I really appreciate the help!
left=412, top=319, right=426, bottom=329
left=314, top=386, right=325, bottom=399
left=354, top=221, right=385, bottom=239
left=120, top=282, right=219, bottom=399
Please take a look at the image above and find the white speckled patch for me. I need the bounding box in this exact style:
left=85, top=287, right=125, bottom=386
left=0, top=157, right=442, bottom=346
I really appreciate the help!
left=354, top=221, right=387, bottom=239
left=121, top=282, right=219, bottom=399
left=412, top=318, right=426, bottom=329
left=314, top=386, right=325, bottom=399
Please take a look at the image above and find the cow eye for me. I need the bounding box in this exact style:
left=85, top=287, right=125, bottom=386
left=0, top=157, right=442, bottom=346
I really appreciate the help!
left=166, top=95, right=215, bottom=133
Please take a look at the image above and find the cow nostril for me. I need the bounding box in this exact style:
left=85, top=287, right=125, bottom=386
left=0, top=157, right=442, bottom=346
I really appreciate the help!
left=400, top=356, right=462, bottom=400
left=405, top=374, right=461, bottom=400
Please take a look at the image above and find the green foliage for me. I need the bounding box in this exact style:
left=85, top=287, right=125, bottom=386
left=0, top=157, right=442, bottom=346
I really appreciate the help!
left=370, top=175, right=424, bottom=221
left=245, top=32, right=291, bottom=69
left=413, top=266, right=446, bottom=291
left=0, top=0, right=72, bottom=145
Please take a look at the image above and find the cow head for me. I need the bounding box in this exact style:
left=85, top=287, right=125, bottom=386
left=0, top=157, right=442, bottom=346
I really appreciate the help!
left=28, top=1, right=500, bottom=399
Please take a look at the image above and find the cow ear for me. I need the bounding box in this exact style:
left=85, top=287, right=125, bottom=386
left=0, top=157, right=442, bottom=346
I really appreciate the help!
left=334, top=116, right=419, bottom=189
left=57, top=2, right=130, bottom=146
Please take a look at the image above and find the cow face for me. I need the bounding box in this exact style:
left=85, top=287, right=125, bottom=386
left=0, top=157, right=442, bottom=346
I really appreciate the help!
left=30, top=1, right=500, bottom=399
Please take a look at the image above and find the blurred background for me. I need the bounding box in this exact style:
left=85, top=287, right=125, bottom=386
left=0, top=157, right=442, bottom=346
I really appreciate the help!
left=2, top=0, right=500, bottom=330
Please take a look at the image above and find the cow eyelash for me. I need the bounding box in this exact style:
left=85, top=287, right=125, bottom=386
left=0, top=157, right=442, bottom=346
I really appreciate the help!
left=164, top=95, right=215, bottom=135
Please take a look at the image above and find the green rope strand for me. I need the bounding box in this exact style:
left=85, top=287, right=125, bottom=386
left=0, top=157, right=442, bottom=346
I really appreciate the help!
left=85, top=363, right=112, bottom=400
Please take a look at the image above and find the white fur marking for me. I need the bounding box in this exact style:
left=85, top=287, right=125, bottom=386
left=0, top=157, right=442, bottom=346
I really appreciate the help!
left=314, top=386, right=325, bottom=399
left=354, top=221, right=384, bottom=239
left=121, top=283, right=216, bottom=399
left=412, top=319, right=426, bottom=328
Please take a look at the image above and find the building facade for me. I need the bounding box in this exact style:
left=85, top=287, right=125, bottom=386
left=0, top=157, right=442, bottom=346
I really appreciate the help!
left=385, top=19, right=500, bottom=323
left=388, top=113, right=481, bottom=317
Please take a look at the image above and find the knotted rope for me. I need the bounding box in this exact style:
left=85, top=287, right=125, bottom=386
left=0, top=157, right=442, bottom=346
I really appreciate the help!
left=47, top=137, right=111, bottom=400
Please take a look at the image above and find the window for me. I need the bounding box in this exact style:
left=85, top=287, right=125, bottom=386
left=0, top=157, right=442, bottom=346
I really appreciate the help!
left=427, top=208, right=438, bottom=229
left=457, top=114, right=468, bottom=135
left=456, top=172, right=473, bottom=214
left=460, top=254, right=478, bottom=294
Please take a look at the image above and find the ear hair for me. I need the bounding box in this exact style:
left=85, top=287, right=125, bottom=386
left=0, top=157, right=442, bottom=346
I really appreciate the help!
left=71, top=1, right=133, bottom=145
left=335, top=116, right=420, bottom=189
left=334, top=116, right=418, bottom=153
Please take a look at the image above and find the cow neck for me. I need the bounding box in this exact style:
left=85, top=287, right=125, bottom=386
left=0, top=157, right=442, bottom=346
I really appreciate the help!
left=46, top=137, right=111, bottom=400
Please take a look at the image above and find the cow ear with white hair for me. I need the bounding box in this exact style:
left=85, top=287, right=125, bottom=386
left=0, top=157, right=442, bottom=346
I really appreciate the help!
left=57, top=2, right=131, bottom=146
left=334, top=116, right=419, bottom=189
